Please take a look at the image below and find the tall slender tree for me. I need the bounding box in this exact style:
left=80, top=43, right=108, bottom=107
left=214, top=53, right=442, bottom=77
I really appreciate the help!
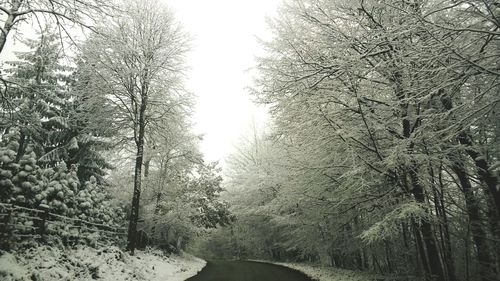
left=81, top=0, right=189, bottom=254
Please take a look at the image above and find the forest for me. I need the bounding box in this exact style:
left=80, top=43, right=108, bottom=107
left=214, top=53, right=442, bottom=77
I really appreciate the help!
left=0, top=0, right=499, bottom=281
left=0, top=0, right=232, bottom=259
left=190, top=1, right=500, bottom=281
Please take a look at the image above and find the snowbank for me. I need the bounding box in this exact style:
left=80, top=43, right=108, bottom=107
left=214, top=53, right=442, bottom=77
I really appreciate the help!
left=0, top=245, right=206, bottom=281
left=264, top=261, right=378, bottom=281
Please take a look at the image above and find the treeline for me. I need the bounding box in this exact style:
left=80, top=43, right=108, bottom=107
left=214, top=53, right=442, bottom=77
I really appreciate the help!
left=192, top=1, right=500, bottom=281
left=0, top=0, right=232, bottom=254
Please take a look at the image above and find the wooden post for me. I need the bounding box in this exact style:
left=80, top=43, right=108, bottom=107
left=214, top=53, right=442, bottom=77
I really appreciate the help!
left=0, top=205, right=12, bottom=250
left=74, top=219, right=82, bottom=245
left=38, top=205, right=50, bottom=242
left=0, top=206, right=11, bottom=232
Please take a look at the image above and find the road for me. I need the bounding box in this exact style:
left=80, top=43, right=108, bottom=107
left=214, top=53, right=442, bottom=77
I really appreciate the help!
left=186, top=260, right=315, bottom=281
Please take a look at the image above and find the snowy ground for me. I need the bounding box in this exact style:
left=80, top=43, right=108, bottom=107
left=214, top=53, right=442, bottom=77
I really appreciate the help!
left=0, top=245, right=206, bottom=281
left=260, top=261, right=379, bottom=281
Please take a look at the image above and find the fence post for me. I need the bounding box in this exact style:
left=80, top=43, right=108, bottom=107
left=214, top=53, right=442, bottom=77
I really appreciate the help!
left=0, top=205, right=12, bottom=250
left=37, top=205, right=50, bottom=242
left=74, top=219, right=81, bottom=245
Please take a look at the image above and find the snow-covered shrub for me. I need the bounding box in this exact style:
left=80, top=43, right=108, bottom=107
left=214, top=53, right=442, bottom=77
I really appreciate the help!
left=75, top=176, right=125, bottom=225
left=0, top=130, right=20, bottom=202
left=0, top=131, right=48, bottom=208
left=11, top=146, right=42, bottom=207
left=0, top=130, right=126, bottom=248
left=36, top=162, right=79, bottom=215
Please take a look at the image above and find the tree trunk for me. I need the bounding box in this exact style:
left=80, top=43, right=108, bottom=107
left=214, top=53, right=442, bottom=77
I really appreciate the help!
left=437, top=168, right=456, bottom=281
left=485, top=191, right=500, bottom=272
left=144, top=159, right=150, bottom=178
left=408, top=167, right=446, bottom=281
left=362, top=247, right=369, bottom=270
left=414, top=228, right=426, bottom=278
left=15, top=130, right=26, bottom=162
left=384, top=240, right=393, bottom=273
left=440, top=95, right=500, bottom=217
left=451, top=163, right=498, bottom=281
left=458, top=133, right=500, bottom=218
left=426, top=162, right=456, bottom=281
left=399, top=118, right=446, bottom=279
left=0, top=2, right=21, bottom=55
left=150, top=192, right=162, bottom=242
left=440, top=92, right=500, bottom=280
left=391, top=70, right=445, bottom=279
left=127, top=94, right=148, bottom=255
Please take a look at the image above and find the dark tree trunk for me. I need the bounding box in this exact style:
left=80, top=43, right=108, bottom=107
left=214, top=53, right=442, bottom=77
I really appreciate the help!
left=144, top=159, right=150, bottom=178
left=414, top=228, right=426, bottom=278
left=150, top=192, right=162, bottom=240
left=458, top=133, right=500, bottom=218
left=408, top=167, right=446, bottom=281
left=392, top=71, right=446, bottom=280
left=451, top=163, right=498, bottom=281
left=384, top=240, right=393, bottom=273
left=15, top=131, right=26, bottom=162
left=440, top=95, right=500, bottom=217
left=484, top=191, right=500, bottom=272
left=437, top=168, right=456, bottom=281
left=440, top=90, right=500, bottom=280
left=426, top=162, right=456, bottom=281
left=0, top=2, right=21, bottom=55
left=127, top=91, right=148, bottom=255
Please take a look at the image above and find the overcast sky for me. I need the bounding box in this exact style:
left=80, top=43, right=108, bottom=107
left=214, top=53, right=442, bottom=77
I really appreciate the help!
left=0, top=0, right=281, bottom=167
left=166, top=0, right=280, bottom=165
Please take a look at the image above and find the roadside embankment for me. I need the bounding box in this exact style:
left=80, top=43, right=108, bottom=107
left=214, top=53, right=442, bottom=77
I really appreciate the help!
left=0, top=245, right=206, bottom=281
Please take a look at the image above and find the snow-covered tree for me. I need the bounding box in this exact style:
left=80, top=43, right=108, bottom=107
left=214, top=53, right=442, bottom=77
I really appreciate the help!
left=80, top=0, right=190, bottom=254
left=211, top=0, right=500, bottom=280
left=0, top=0, right=115, bottom=55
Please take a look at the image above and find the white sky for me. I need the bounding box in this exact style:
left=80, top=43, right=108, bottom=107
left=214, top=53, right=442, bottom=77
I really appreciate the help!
left=0, top=0, right=280, bottom=167
left=165, top=0, right=280, bottom=166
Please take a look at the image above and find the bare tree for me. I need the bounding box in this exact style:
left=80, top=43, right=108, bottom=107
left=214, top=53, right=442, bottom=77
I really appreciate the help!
left=81, top=0, right=189, bottom=254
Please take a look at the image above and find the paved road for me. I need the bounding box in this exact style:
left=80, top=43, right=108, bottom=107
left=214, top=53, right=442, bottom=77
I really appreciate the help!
left=186, top=260, right=314, bottom=281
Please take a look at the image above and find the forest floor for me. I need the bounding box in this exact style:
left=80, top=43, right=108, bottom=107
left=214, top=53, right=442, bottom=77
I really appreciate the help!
left=0, top=244, right=205, bottom=281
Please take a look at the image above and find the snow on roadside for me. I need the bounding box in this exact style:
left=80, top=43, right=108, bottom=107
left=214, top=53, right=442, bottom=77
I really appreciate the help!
left=267, top=261, right=378, bottom=281
left=0, top=253, right=27, bottom=280
left=0, top=245, right=206, bottom=281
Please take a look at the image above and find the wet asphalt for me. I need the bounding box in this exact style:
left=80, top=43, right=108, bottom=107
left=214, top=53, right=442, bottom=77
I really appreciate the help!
left=185, top=260, right=315, bottom=281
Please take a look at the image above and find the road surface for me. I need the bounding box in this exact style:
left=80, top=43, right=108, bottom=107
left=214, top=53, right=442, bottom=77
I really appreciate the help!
left=186, top=260, right=315, bottom=281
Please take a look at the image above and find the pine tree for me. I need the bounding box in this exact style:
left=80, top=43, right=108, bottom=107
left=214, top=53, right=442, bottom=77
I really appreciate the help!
left=3, top=27, right=72, bottom=163
left=2, top=27, right=113, bottom=183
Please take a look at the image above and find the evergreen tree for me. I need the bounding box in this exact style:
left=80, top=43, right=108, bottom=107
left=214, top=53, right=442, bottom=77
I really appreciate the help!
left=2, top=27, right=113, bottom=183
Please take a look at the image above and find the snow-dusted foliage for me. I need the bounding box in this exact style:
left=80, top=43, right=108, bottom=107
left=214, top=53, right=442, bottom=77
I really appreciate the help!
left=138, top=161, right=234, bottom=252
left=360, top=203, right=433, bottom=244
